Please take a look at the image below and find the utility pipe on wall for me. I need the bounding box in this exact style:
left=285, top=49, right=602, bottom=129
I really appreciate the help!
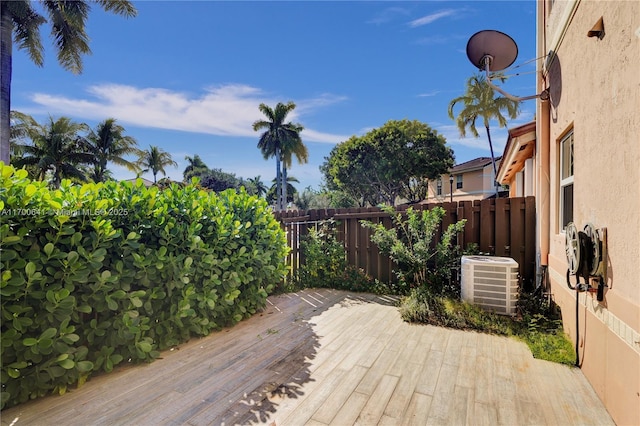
left=538, top=97, right=551, bottom=266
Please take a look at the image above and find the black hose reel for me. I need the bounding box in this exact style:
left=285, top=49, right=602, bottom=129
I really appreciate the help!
left=565, top=222, right=607, bottom=301
left=565, top=222, right=608, bottom=367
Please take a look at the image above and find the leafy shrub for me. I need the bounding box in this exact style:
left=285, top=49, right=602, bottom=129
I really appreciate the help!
left=296, top=220, right=346, bottom=289
left=0, top=164, right=288, bottom=409
left=295, top=220, right=390, bottom=294
left=361, top=206, right=467, bottom=296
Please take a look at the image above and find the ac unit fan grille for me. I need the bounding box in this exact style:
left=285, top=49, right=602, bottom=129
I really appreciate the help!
left=461, top=256, right=519, bottom=316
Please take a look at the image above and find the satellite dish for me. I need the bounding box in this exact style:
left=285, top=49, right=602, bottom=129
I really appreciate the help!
left=463, top=29, right=548, bottom=102
left=466, top=30, right=518, bottom=71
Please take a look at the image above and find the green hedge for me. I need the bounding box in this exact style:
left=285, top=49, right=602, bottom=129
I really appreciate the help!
left=0, top=164, right=288, bottom=409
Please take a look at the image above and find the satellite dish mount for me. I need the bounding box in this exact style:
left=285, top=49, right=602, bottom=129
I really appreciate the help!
left=466, top=30, right=549, bottom=102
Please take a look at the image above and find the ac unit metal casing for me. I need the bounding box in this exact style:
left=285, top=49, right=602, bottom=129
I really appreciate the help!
left=461, top=256, right=519, bottom=316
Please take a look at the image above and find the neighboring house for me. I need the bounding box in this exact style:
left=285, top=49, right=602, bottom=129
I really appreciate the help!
left=121, top=177, right=154, bottom=188
left=532, top=1, right=639, bottom=424
left=496, top=121, right=536, bottom=197
left=424, top=156, right=504, bottom=203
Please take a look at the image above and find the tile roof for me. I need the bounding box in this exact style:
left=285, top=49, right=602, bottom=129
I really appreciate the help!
left=450, top=156, right=501, bottom=173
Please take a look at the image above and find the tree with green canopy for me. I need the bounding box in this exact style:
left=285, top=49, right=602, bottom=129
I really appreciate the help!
left=199, top=168, right=242, bottom=193
left=448, top=73, right=520, bottom=196
left=322, top=119, right=454, bottom=206
left=1, top=0, right=137, bottom=164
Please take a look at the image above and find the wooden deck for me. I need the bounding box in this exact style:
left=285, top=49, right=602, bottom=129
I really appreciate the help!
left=2, top=289, right=614, bottom=426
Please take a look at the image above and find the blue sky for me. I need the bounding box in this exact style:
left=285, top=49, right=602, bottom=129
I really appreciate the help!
left=12, top=0, right=537, bottom=191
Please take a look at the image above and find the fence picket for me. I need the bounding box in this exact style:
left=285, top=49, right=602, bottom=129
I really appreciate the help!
left=509, top=197, right=525, bottom=289
left=495, top=198, right=509, bottom=257
left=524, top=197, right=536, bottom=291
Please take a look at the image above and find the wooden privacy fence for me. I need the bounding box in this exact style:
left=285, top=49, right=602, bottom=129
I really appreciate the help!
left=274, top=196, right=536, bottom=290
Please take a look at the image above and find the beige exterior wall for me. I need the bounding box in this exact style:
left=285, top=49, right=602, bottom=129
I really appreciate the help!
left=504, top=158, right=536, bottom=198
left=426, top=163, right=499, bottom=202
left=524, top=158, right=535, bottom=196
left=508, top=173, right=520, bottom=197
left=538, top=1, right=640, bottom=424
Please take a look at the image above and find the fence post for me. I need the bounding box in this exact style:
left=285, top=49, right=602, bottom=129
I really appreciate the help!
left=524, top=196, right=536, bottom=291
left=494, top=198, right=509, bottom=257
left=479, top=199, right=495, bottom=254
left=509, top=197, right=525, bottom=288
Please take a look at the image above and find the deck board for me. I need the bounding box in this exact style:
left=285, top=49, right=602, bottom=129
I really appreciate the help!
left=1, top=289, right=614, bottom=426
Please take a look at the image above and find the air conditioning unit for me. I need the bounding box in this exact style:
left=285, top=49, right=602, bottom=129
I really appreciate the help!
left=461, top=256, right=519, bottom=316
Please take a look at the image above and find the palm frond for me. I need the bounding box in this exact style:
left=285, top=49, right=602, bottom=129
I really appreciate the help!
left=44, top=0, right=92, bottom=74
left=448, top=73, right=520, bottom=138
left=7, top=0, right=46, bottom=67
left=136, top=145, right=177, bottom=181
left=94, top=0, right=137, bottom=18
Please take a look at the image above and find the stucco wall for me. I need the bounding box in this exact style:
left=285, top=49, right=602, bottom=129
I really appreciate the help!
left=541, top=1, right=640, bottom=424
left=507, top=159, right=535, bottom=198
left=427, top=165, right=498, bottom=202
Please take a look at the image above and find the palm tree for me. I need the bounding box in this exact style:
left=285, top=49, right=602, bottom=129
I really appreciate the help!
left=448, top=73, right=520, bottom=196
left=280, top=123, right=308, bottom=208
left=12, top=115, right=94, bottom=188
left=85, top=165, right=113, bottom=183
left=9, top=111, right=36, bottom=177
left=252, top=102, right=305, bottom=210
left=1, top=1, right=137, bottom=164
left=295, top=186, right=316, bottom=210
left=247, top=175, right=268, bottom=198
left=86, top=118, right=139, bottom=182
left=136, top=145, right=177, bottom=183
left=268, top=175, right=300, bottom=205
left=183, top=154, right=209, bottom=181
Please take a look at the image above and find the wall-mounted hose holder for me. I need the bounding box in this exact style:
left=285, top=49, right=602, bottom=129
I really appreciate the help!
left=564, top=222, right=608, bottom=366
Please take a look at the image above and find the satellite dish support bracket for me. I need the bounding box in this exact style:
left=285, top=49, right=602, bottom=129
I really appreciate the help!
left=481, top=55, right=549, bottom=102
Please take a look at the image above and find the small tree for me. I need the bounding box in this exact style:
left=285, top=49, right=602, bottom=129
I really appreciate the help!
left=362, top=206, right=466, bottom=296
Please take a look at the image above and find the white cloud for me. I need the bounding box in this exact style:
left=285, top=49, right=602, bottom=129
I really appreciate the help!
left=367, top=7, right=410, bottom=25
left=417, top=91, right=441, bottom=98
left=28, top=83, right=349, bottom=144
left=295, top=93, right=348, bottom=114
left=408, top=9, right=458, bottom=27
left=301, top=128, right=347, bottom=144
